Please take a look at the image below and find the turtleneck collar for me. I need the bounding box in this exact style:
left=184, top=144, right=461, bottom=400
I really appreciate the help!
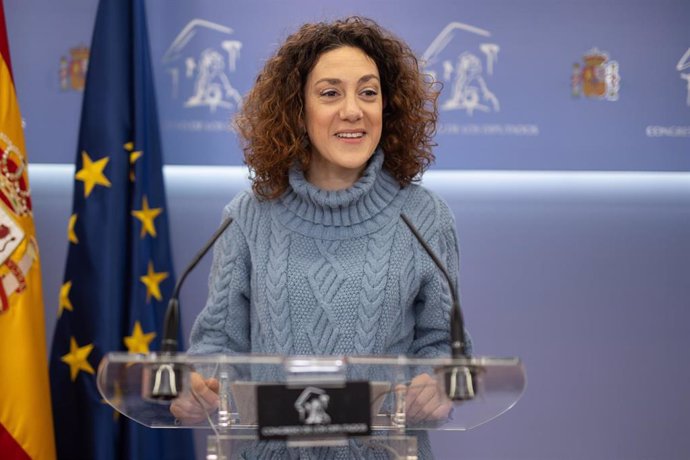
left=273, top=149, right=407, bottom=240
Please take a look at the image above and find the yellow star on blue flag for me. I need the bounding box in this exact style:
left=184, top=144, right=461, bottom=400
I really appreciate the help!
left=132, top=196, right=163, bottom=238
left=75, top=151, right=111, bottom=197
left=60, top=337, right=95, bottom=382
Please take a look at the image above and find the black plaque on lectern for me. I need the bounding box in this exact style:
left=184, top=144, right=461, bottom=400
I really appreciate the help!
left=256, top=381, right=371, bottom=440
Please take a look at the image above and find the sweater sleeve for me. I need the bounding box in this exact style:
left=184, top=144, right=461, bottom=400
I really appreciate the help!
left=188, top=203, right=251, bottom=355
left=409, top=194, right=471, bottom=358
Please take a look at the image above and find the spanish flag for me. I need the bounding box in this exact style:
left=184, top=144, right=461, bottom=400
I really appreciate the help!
left=0, top=2, right=57, bottom=460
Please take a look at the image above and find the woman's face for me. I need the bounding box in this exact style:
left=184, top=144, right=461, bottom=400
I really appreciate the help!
left=303, top=46, right=383, bottom=190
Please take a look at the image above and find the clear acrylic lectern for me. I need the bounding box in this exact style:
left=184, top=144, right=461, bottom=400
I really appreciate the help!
left=97, top=353, right=525, bottom=459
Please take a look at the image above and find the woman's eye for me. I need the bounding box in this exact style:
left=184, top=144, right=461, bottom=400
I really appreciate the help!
left=321, top=90, right=339, bottom=97
left=361, top=89, right=378, bottom=97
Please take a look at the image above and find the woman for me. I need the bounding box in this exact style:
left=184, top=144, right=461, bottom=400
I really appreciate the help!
left=172, top=16, right=465, bottom=456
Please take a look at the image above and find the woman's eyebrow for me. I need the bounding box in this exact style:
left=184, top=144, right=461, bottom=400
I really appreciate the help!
left=313, top=74, right=380, bottom=86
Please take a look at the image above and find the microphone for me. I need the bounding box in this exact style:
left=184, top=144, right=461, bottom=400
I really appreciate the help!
left=400, top=213, right=476, bottom=401
left=149, top=216, right=234, bottom=400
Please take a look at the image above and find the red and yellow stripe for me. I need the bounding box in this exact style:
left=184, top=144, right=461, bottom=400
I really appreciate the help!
left=0, top=2, right=57, bottom=459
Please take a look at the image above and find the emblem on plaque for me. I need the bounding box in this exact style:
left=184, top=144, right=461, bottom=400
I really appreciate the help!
left=295, top=387, right=332, bottom=425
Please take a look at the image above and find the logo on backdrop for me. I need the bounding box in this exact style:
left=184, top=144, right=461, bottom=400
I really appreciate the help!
left=422, top=21, right=538, bottom=137
left=644, top=47, right=690, bottom=139
left=571, top=48, right=620, bottom=101
left=677, top=48, right=690, bottom=107
left=423, top=22, right=500, bottom=116
left=162, top=19, right=243, bottom=114
left=59, top=46, right=89, bottom=92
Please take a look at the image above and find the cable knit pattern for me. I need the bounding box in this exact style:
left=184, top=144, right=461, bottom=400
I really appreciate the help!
left=189, top=149, right=462, bottom=362
left=307, top=240, right=347, bottom=305
left=188, top=150, right=463, bottom=460
left=354, top=221, right=396, bottom=354
left=264, top=217, right=293, bottom=353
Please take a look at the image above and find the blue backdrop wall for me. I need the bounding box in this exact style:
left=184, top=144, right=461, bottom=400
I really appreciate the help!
left=5, top=1, right=690, bottom=459
left=6, top=0, right=690, bottom=170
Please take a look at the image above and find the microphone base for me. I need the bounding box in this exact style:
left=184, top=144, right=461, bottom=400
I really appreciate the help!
left=144, top=360, right=186, bottom=401
left=435, top=364, right=479, bottom=401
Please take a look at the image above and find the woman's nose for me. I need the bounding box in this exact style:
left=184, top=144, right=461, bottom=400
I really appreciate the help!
left=339, top=95, right=363, bottom=121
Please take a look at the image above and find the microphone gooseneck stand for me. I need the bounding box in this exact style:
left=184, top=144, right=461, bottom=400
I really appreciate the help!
left=400, top=213, right=477, bottom=401
left=150, top=217, right=234, bottom=400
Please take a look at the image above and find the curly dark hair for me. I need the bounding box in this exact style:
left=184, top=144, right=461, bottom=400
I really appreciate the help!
left=235, top=16, right=439, bottom=200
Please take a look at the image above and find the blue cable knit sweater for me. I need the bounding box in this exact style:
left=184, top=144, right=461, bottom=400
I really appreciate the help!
left=188, top=150, right=461, bottom=359
left=188, top=151, right=462, bottom=459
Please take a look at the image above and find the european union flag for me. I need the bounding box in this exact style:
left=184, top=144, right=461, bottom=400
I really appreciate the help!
left=48, top=0, right=194, bottom=459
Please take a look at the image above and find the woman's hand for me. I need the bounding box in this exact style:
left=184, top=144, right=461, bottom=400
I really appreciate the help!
left=404, top=373, right=453, bottom=423
left=169, top=372, right=220, bottom=425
